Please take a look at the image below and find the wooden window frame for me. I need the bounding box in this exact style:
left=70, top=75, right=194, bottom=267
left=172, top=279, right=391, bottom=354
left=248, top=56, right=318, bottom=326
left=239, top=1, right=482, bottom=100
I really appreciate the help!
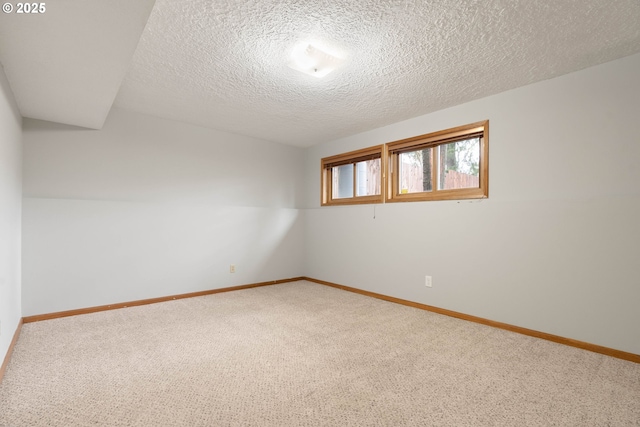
left=385, top=120, right=489, bottom=203
left=320, top=121, right=488, bottom=206
left=320, top=145, right=385, bottom=206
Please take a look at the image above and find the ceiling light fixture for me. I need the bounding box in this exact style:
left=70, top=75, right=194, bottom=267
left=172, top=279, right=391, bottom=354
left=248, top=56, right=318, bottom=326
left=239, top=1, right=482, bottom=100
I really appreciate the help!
left=288, top=43, right=343, bottom=78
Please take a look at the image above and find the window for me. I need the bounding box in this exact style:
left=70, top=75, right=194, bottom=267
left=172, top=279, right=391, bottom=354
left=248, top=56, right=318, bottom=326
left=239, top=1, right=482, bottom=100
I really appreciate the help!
left=320, top=121, right=488, bottom=206
left=321, top=145, right=384, bottom=206
left=386, top=121, right=488, bottom=202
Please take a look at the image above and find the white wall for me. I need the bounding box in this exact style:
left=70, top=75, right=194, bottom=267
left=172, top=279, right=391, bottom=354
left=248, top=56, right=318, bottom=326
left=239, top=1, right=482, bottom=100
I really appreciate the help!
left=22, top=108, right=305, bottom=316
left=304, top=53, right=640, bottom=355
left=18, top=54, right=640, bottom=354
left=0, top=65, right=22, bottom=362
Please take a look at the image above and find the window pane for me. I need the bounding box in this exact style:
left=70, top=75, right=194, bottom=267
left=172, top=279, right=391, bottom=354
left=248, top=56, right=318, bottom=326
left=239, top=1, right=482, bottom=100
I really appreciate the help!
left=438, top=138, right=480, bottom=190
left=356, top=159, right=381, bottom=196
left=332, top=164, right=353, bottom=199
left=398, top=148, right=432, bottom=194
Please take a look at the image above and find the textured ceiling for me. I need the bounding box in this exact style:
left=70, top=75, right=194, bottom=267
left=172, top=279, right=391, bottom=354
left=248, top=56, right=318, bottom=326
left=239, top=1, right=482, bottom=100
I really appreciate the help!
left=2, top=1, right=640, bottom=146
left=0, top=0, right=156, bottom=129
left=113, top=0, right=640, bottom=146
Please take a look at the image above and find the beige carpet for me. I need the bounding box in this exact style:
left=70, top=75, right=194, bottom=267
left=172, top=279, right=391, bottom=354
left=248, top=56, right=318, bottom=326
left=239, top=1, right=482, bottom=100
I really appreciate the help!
left=1, top=280, right=639, bottom=426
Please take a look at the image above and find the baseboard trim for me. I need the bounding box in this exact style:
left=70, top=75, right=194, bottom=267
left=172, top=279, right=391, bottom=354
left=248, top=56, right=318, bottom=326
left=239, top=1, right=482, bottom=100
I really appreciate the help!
left=302, top=277, right=640, bottom=364
left=19, top=276, right=639, bottom=364
left=23, top=277, right=305, bottom=323
left=0, top=318, right=24, bottom=384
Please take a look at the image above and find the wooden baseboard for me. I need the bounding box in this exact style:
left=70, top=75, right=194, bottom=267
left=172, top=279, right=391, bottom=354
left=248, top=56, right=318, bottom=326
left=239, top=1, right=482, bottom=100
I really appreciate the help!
left=23, top=277, right=305, bottom=323
left=18, top=275, right=639, bottom=364
left=302, top=277, right=640, bottom=364
left=0, top=318, right=24, bottom=384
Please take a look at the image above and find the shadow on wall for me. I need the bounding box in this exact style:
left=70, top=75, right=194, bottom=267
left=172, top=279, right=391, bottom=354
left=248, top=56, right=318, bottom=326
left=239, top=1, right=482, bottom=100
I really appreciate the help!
left=21, top=198, right=304, bottom=316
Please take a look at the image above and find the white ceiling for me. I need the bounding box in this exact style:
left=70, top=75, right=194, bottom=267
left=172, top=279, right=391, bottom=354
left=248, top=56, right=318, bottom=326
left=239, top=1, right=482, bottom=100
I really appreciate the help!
left=2, top=1, right=640, bottom=147
left=0, top=0, right=156, bottom=129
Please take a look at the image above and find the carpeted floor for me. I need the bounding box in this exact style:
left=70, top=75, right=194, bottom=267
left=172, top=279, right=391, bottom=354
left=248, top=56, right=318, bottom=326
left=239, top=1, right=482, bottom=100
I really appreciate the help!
left=1, top=280, right=639, bottom=426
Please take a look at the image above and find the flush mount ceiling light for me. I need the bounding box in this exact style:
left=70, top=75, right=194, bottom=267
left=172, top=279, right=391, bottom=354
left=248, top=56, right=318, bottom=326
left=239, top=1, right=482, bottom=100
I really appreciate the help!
left=288, top=43, right=344, bottom=78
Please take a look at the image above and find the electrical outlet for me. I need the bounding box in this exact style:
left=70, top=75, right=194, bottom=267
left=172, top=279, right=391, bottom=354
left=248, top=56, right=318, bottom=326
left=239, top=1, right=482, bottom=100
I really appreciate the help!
left=230, top=265, right=236, bottom=273
left=425, top=276, right=432, bottom=288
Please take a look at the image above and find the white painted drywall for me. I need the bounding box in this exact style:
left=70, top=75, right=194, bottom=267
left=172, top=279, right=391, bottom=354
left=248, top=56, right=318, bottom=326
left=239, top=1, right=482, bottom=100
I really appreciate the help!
left=0, top=65, right=22, bottom=363
left=0, top=0, right=157, bottom=129
left=22, top=108, right=305, bottom=316
left=303, top=53, right=640, bottom=355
